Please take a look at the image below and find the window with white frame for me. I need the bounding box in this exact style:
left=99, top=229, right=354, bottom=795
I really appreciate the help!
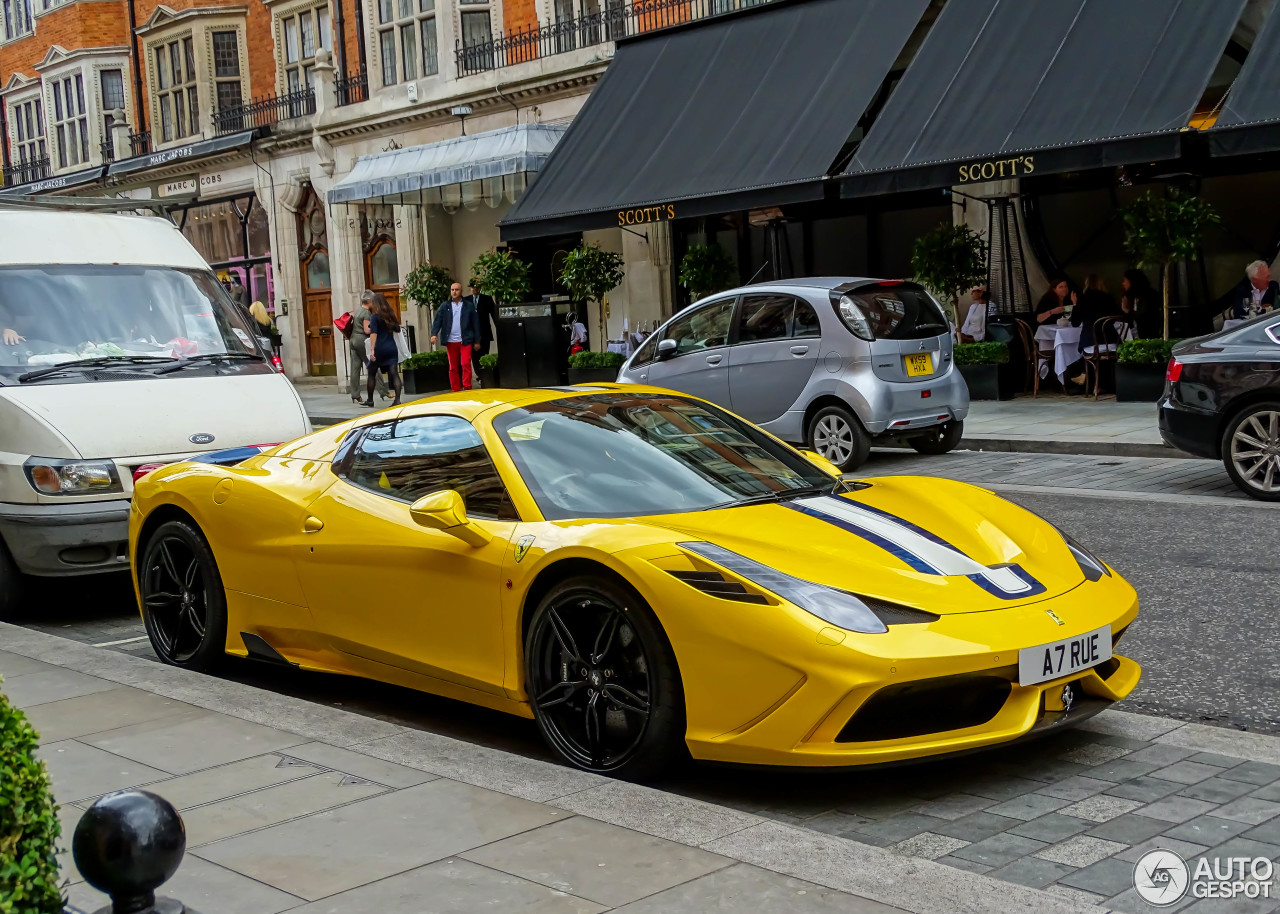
left=2, top=0, right=33, bottom=40
left=154, top=36, right=199, bottom=143
left=376, top=0, right=438, bottom=88
left=101, top=69, right=126, bottom=138
left=212, top=30, right=244, bottom=114
left=9, top=96, right=45, bottom=166
left=282, top=4, right=332, bottom=93
left=49, top=73, right=89, bottom=169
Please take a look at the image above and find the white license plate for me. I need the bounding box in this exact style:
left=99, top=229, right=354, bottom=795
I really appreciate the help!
left=1018, top=625, right=1111, bottom=686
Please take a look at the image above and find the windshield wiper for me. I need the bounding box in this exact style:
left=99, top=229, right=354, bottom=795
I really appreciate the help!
left=153, top=352, right=265, bottom=375
left=914, top=322, right=949, bottom=332
left=712, top=483, right=835, bottom=510
left=18, top=355, right=175, bottom=383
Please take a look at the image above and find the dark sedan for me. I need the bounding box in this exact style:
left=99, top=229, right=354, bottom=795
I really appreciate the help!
left=1159, top=311, right=1280, bottom=500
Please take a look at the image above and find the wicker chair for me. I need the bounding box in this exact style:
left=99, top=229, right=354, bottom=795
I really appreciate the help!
left=1016, top=319, right=1053, bottom=397
left=1082, top=315, right=1127, bottom=399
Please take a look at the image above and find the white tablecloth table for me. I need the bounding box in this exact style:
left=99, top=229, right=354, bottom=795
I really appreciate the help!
left=606, top=341, right=629, bottom=356
left=1033, top=324, right=1083, bottom=382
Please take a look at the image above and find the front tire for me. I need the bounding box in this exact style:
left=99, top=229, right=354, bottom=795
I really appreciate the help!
left=138, top=519, right=228, bottom=670
left=525, top=575, right=684, bottom=780
left=808, top=404, right=871, bottom=472
left=1222, top=402, right=1280, bottom=501
left=0, top=538, right=25, bottom=621
left=909, top=419, right=965, bottom=456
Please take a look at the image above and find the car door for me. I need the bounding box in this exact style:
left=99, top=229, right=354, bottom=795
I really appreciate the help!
left=635, top=297, right=736, bottom=405
left=728, top=293, right=821, bottom=424
left=296, top=414, right=518, bottom=696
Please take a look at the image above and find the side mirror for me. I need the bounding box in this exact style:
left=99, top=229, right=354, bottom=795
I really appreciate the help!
left=799, top=449, right=841, bottom=477
left=409, top=490, right=492, bottom=547
left=655, top=338, right=677, bottom=360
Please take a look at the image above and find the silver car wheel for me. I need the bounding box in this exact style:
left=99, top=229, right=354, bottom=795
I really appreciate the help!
left=1230, top=410, right=1280, bottom=493
left=814, top=414, right=855, bottom=465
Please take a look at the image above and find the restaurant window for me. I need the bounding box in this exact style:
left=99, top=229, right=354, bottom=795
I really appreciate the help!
left=460, top=9, right=493, bottom=71
left=50, top=74, right=89, bottom=170
left=100, top=69, right=126, bottom=138
left=154, top=37, right=198, bottom=143
left=10, top=96, right=46, bottom=167
left=377, top=0, right=438, bottom=87
left=213, top=31, right=244, bottom=115
left=282, top=4, right=332, bottom=93
left=2, top=0, right=32, bottom=40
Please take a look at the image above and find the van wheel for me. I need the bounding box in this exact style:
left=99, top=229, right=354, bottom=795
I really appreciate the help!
left=808, top=405, right=870, bottom=472
left=138, top=520, right=228, bottom=671
left=910, top=420, right=965, bottom=456
left=0, top=539, right=25, bottom=621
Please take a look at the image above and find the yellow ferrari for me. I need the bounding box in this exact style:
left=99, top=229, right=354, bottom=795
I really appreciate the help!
left=129, top=386, right=1140, bottom=779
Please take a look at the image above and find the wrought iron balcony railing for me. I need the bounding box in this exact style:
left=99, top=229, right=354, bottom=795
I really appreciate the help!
left=211, top=88, right=315, bottom=136
left=336, top=69, right=369, bottom=107
left=129, top=131, right=152, bottom=157
left=99, top=139, right=115, bottom=163
left=3, top=155, right=51, bottom=187
left=456, top=0, right=776, bottom=75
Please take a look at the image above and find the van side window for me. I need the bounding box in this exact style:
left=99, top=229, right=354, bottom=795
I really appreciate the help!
left=665, top=298, right=735, bottom=355
left=736, top=294, right=793, bottom=343
left=792, top=298, right=821, bottom=338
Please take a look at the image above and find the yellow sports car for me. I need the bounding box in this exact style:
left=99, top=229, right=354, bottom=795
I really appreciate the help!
left=129, top=386, right=1139, bottom=779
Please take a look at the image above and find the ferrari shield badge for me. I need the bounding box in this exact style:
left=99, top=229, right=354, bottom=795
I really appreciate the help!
left=514, top=535, right=535, bottom=563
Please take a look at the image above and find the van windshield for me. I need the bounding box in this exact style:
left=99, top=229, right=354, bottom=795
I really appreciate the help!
left=0, top=264, right=260, bottom=381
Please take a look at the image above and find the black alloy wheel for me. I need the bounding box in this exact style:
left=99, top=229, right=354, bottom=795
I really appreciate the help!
left=525, top=575, right=684, bottom=780
left=909, top=419, right=965, bottom=456
left=139, top=519, right=227, bottom=670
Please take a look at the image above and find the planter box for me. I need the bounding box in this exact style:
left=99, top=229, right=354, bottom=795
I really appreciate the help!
left=402, top=365, right=450, bottom=395
left=958, top=363, right=1014, bottom=400
left=567, top=367, right=619, bottom=385
left=478, top=366, right=500, bottom=388
left=1115, top=362, right=1166, bottom=402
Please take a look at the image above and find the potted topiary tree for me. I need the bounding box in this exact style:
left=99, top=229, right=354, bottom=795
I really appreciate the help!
left=567, top=350, right=627, bottom=384
left=910, top=224, right=988, bottom=326
left=1120, top=189, right=1219, bottom=340
left=400, top=348, right=450, bottom=395
left=471, top=249, right=532, bottom=307
left=558, top=242, right=625, bottom=346
left=402, top=262, right=454, bottom=329
left=477, top=352, right=500, bottom=388
left=1, top=677, right=63, bottom=914
left=953, top=341, right=1012, bottom=400
left=1116, top=338, right=1181, bottom=402
left=678, top=243, right=736, bottom=302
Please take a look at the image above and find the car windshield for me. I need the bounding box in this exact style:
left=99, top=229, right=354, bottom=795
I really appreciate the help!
left=0, top=264, right=260, bottom=381
left=493, top=392, right=835, bottom=520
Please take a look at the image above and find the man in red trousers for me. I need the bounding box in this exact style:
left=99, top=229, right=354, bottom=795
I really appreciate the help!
left=430, top=282, right=479, bottom=391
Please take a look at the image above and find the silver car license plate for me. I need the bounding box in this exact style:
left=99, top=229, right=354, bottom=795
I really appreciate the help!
left=1018, top=625, right=1111, bottom=686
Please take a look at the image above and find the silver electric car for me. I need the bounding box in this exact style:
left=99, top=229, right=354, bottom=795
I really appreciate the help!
left=616, top=278, right=968, bottom=471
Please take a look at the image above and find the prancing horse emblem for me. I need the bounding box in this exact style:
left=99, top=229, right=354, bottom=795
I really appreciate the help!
left=514, top=535, right=535, bottom=563
left=1061, top=683, right=1075, bottom=712
left=1045, top=609, right=1065, bottom=626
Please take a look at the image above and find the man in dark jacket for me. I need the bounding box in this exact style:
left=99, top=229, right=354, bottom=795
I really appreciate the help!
left=1216, top=260, right=1278, bottom=321
left=467, top=280, right=497, bottom=383
left=430, top=282, right=479, bottom=391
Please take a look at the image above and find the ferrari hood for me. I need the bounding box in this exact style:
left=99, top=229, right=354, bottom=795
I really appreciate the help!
left=648, top=476, right=1086, bottom=614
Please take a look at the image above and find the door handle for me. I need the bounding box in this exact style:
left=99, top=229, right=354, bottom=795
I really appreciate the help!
left=705, top=355, right=722, bottom=365
left=302, top=516, right=324, bottom=533
left=790, top=345, right=809, bottom=356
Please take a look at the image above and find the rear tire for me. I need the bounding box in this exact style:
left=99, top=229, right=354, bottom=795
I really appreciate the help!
left=0, top=538, right=25, bottom=621
left=808, top=404, right=871, bottom=472
left=909, top=419, right=965, bottom=456
left=138, top=519, right=228, bottom=671
left=1222, top=402, right=1280, bottom=501
left=525, top=574, right=685, bottom=781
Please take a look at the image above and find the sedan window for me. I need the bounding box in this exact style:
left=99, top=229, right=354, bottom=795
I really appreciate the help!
left=341, top=415, right=516, bottom=520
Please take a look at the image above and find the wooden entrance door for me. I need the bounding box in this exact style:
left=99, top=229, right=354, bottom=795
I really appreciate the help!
left=297, top=188, right=336, bottom=375
left=365, top=238, right=400, bottom=313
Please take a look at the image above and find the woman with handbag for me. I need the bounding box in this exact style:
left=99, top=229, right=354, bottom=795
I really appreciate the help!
left=360, top=292, right=403, bottom=407
left=349, top=291, right=389, bottom=404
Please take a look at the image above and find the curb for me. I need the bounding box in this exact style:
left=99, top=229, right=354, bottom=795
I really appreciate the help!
left=957, top=437, right=1195, bottom=459
left=3, top=623, right=1110, bottom=914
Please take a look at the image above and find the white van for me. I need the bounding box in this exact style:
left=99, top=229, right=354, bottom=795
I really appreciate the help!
left=0, top=204, right=310, bottom=615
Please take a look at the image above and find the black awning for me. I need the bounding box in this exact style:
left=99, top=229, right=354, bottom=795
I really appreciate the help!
left=500, top=0, right=930, bottom=241
left=1211, top=6, right=1280, bottom=158
left=841, top=0, right=1247, bottom=198
left=0, top=164, right=104, bottom=196
left=106, top=129, right=260, bottom=179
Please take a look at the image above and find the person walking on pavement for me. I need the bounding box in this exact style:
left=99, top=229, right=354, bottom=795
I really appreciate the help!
left=360, top=292, right=403, bottom=407
left=349, top=291, right=390, bottom=404
left=430, top=282, right=479, bottom=392
left=468, top=280, right=497, bottom=384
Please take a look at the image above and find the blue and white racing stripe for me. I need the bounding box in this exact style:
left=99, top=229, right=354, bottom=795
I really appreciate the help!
left=787, top=496, right=1046, bottom=600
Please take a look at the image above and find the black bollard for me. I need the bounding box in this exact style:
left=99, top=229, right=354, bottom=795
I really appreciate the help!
left=72, top=790, right=194, bottom=914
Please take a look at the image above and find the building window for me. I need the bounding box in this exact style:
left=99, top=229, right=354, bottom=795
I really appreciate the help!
left=101, top=69, right=126, bottom=138
left=460, top=9, right=492, bottom=70
left=377, top=0, right=438, bottom=87
left=283, top=4, right=332, bottom=93
left=2, top=0, right=32, bottom=40
left=10, top=96, right=45, bottom=166
left=213, top=31, right=244, bottom=114
left=155, top=37, right=199, bottom=143
left=50, top=75, right=89, bottom=169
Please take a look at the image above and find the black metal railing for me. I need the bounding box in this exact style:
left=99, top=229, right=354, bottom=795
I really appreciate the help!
left=99, top=138, right=115, bottom=163
left=129, top=131, right=151, bottom=157
left=336, top=69, right=369, bottom=107
left=3, top=155, right=50, bottom=187
left=212, top=87, right=315, bottom=135
left=456, top=0, right=776, bottom=75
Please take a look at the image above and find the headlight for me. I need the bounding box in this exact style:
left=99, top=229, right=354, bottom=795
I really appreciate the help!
left=835, top=295, right=875, bottom=341
left=680, top=542, right=888, bottom=634
left=24, top=458, right=123, bottom=496
left=1060, top=529, right=1110, bottom=581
